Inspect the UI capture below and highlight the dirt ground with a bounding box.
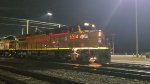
[111,55,150,64]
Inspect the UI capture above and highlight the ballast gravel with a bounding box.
[30,69,150,84]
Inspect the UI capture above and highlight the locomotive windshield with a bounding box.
[79,22,96,31]
[70,22,97,33]
[75,22,97,33]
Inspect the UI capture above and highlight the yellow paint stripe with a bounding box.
[15,47,109,50]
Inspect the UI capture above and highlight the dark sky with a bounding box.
[0,0,150,53]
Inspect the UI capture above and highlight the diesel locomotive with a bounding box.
[0,22,111,64]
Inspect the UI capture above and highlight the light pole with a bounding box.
[22,28,24,35]
[47,12,53,23]
[26,20,29,34]
[112,34,115,55]
[135,0,139,57]
[47,12,53,16]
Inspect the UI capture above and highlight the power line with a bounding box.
[0,16,66,27]
[0,22,26,27]
[0,22,54,29]
[0,16,27,22]
[0,16,68,35]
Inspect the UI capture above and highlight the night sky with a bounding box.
[0,0,150,54]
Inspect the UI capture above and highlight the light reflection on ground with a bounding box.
[88,63,102,68]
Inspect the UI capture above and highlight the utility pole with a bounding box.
[112,34,115,55]
[135,0,139,57]
[22,28,24,35]
[27,20,29,34]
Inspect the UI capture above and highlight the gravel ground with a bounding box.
[30,69,150,84]
[0,58,150,84]
[0,80,6,84]
[0,69,50,84]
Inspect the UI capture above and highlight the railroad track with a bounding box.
[48,62,150,82]
[103,63,150,71]
[95,67,150,81]
[0,65,83,84]
[24,60,150,82]
[0,74,27,84]
[0,58,150,82]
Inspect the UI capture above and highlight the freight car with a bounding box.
[0,22,110,64]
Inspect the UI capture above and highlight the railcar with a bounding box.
[0,22,111,64]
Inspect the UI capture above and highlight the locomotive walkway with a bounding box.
[111,55,150,64]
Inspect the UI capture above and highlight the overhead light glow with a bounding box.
[47,12,53,16]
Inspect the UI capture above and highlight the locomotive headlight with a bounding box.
[84,22,90,26]
[90,57,93,60]
[89,57,97,63]
[90,57,97,60]
[92,24,95,28]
